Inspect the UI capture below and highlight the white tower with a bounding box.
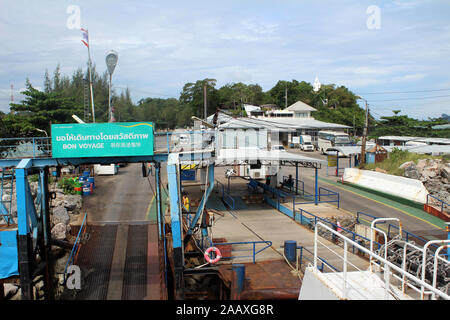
[313,75,321,92]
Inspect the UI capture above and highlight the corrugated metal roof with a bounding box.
[384,145,450,154]
[215,148,325,166]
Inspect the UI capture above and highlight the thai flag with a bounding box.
[81,28,89,48]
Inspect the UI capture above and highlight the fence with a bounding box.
[295,208,381,253]
[312,221,450,300]
[63,210,88,282]
[291,186,340,212]
[282,176,305,195]
[356,211,447,256]
[426,194,450,214]
[212,240,273,264]
[0,137,51,159]
[216,180,235,209]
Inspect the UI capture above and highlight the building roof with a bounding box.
[286,101,317,112]
[384,145,450,155]
[215,148,325,167]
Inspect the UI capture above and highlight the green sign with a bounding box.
[51,122,154,158]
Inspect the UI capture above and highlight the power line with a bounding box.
[368,94,450,102]
[358,88,450,95]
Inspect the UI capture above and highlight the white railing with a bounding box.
[313,221,450,300]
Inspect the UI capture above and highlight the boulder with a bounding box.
[3,283,19,299]
[63,195,82,212]
[51,223,67,240]
[52,206,70,225]
[399,161,415,170]
[441,165,450,180]
[404,167,420,180]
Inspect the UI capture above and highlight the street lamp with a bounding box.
[106,50,118,122]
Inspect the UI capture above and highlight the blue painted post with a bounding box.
[284,240,297,263]
[314,167,318,205]
[232,264,246,295]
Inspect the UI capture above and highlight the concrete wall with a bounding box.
[342,168,429,204]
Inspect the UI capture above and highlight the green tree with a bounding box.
[5,82,82,136]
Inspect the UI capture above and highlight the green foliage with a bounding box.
[57,177,78,195]
[364,148,445,176]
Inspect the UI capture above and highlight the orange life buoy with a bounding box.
[204,247,222,264]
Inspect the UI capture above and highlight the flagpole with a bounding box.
[83,28,96,123]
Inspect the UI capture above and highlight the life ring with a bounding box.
[204,247,222,264]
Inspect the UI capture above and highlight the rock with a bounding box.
[64,195,82,212]
[399,161,415,170]
[441,165,450,180]
[404,167,420,180]
[52,206,70,225]
[51,223,67,240]
[2,194,12,202]
[4,283,19,299]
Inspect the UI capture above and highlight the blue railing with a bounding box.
[426,194,450,214]
[292,187,340,212]
[0,137,51,159]
[356,211,447,256]
[296,208,382,252]
[318,187,340,208]
[282,176,305,195]
[216,180,235,209]
[298,245,340,272]
[212,240,273,264]
[63,210,88,282]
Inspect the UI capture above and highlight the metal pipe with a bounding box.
[314,222,450,300]
[421,239,450,299]
[432,245,449,300]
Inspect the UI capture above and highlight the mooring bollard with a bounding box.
[284,240,297,263]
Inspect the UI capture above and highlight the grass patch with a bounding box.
[363,148,447,176]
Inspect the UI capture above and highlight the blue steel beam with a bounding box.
[187,163,215,238]
[166,153,184,299]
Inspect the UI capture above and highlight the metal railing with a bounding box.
[154,130,216,153]
[298,245,340,272]
[63,210,88,282]
[313,221,450,300]
[426,193,449,214]
[212,240,273,264]
[291,186,340,212]
[282,176,305,195]
[296,208,382,253]
[0,137,51,159]
[356,211,446,254]
[216,180,235,209]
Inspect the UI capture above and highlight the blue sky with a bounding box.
[0,0,449,119]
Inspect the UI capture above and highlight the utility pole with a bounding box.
[360,98,369,168]
[203,83,207,120]
[285,85,288,109]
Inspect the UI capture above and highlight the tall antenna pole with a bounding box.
[87,41,96,123]
[82,28,96,122]
[203,83,207,120]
